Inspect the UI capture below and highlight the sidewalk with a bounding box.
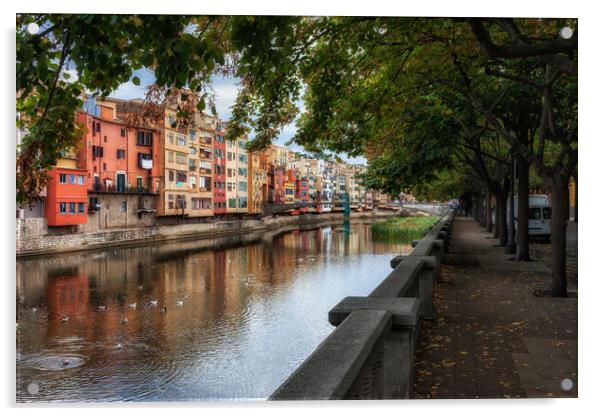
[413,217,578,399]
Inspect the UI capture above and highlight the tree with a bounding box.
[462,18,577,296]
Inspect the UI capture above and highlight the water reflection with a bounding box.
[16,221,411,402]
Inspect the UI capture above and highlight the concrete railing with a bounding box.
[270,210,456,400]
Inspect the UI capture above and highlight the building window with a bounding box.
[89,197,99,212]
[191,197,211,210]
[176,153,187,165]
[69,202,76,214]
[78,175,85,185]
[138,153,152,168]
[120,127,126,137]
[227,168,232,178]
[189,146,197,155]
[59,173,67,184]
[117,149,126,159]
[239,197,247,208]
[103,163,107,171]
[228,198,236,208]
[59,202,66,214]
[120,201,127,212]
[239,182,247,192]
[136,131,152,146]
[176,171,187,184]
[175,194,186,209]
[78,202,85,213]
[168,170,174,182]
[104,135,107,143]
[168,151,174,163]
[189,130,196,140]
[92,145,104,160]
[68,174,77,184]
[136,177,143,188]
[168,132,175,144]
[176,135,186,147]
[199,176,211,191]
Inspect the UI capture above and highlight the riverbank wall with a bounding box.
[16,211,399,257]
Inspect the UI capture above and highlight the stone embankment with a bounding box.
[16,211,398,257]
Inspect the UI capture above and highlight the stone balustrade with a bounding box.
[269,210,455,400]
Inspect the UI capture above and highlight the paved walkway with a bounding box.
[413,217,578,399]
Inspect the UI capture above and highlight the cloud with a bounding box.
[111,81,148,100]
[210,75,241,121]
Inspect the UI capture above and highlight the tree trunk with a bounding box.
[574,174,578,222]
[566,180,571,222]
[485,190,492,232]
[496,189,508,246]
[479,194,486,226]
[515,158,531,261]
[550,178,569,297]
[493,196,500,239]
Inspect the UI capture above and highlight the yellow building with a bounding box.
[186,118,213,217]
[161,109,192,216]
[248,151,268,215]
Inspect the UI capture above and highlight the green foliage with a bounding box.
[16,15,577,207]
[371,216,438,242]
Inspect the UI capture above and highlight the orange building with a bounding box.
[45,166,88,226]
[76,104,160,195]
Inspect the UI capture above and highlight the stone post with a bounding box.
[329,297,421,399]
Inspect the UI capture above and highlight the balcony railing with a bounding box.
[91,183,157,195]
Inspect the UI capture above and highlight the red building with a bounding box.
[273,166,286,204]
[45,167,89,226]
[213,128,227,215]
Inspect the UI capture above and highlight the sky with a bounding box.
[110,69,367,165]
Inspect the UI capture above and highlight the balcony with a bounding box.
[91,183,157,195]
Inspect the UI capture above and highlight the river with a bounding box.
[16,220,412,402]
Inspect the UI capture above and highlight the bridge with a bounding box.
[261,201,446,217]
[261,201,334,217]
[398,203,447,216]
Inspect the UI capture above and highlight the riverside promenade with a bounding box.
[413,217,578,399]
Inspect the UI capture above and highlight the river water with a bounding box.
[16,220,412,402]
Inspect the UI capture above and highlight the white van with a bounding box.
[525,203,552,240]
[492,194,551,241]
